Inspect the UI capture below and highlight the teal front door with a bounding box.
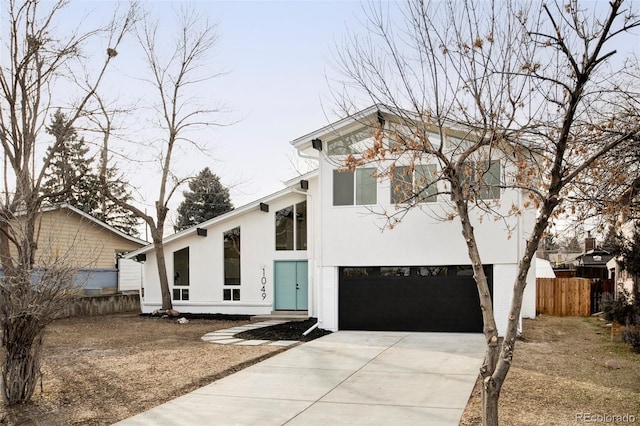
[274,261,308,311]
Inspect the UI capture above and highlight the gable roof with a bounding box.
[126,172,318,257]
[290,105,384,151]
[42,204,148,246]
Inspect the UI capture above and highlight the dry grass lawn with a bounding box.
[461,315,640,425]
[0,314,283,425]
[0,313,638,425]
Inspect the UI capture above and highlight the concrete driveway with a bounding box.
[116,331,486,426]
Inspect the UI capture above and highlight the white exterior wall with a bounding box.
[118,258,143,292]
[134,110,538,335]
[140,191,310,315]
[316,153,537,335]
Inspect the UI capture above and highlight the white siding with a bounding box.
[140,191,309,315]
[118,258,143,292]
[317,153,537,336]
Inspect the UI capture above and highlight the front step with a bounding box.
[251,310,309,322]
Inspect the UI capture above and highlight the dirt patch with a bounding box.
[1,314,638,425]
[0,314,286,425]
[460,315,640,425]
[235,318,332,341]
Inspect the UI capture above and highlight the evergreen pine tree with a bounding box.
[42,110,141,236]
[174,167,233,231]
[42,110,93,208]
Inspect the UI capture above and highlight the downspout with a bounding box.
[293,147,322,336]
[303,321,319,336]
[292,187,318,335]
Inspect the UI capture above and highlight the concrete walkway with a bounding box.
[116,331,485,426]
[200,320,300,347]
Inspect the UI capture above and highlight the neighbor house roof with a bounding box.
[574,249,614,267]
[41,203,148,246]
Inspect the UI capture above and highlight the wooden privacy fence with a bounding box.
[536,278,592,316]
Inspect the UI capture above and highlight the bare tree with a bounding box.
[99,6,224,312]
[333,0,640,424]
[0,0,138,404]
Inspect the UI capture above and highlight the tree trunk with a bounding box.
[151,229,173,311]
[482,376,500,426]
[0,221,16,276]
[1,322,42,405]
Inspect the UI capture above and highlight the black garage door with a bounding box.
[338,265,492,333]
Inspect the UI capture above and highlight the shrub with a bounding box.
[601,290,636,325]
[622,314,640,354]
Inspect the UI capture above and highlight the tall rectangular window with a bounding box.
[479,161,501,200]
[333,170,354,206]
[173,247,189,301]
[390,166,412,204]
[392,165,438,204]
[454,160,501,201]
[333,168,376,206]
[224,227,240,285]
[356,168,377,205]
[275,206,294,250]
[415,164,437,202]
[295,201,307,250]
[276,202,307,251]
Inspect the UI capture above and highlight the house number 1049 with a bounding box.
[260,267,267,300]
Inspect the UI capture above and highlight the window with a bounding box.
[458,160,502,200]
[275,201,307,250]
[391,164,437,204]
[295,201,307,250]
[391,166,412,204]
[224,227,240,285]
[275,206,293,250]
[415,266,448,277]
[380,267,410,277]
[173,247,189,300]
[425,131,442,149]
[356,169,377,205]
[173,288,189,300]
[223,288,240,301]
[333,168,377,206]
[479,161,501,200]
[341,267,376,277]
[327,128,374,155]
[415,164,438,202]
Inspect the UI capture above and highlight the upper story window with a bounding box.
[479,161,501,199]
[390,164,437,204]
[173,247,189,301]
[459,160,502,200]
[327,128,374,155]
[275,201,307,250]
[333,168,377,206]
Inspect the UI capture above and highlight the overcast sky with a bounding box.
[62,0,380,218]
[44,0,387,237]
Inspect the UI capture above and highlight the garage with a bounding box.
[338,265,492,332]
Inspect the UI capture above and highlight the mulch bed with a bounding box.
[235,318,333,341]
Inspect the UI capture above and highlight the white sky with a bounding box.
[59,0,381,223]
[4,1,638,238]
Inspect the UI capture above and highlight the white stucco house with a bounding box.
[129,106,537,335]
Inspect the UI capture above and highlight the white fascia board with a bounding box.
[126,186,299,257]
[283,169,318,187]
[290,104,387,151]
